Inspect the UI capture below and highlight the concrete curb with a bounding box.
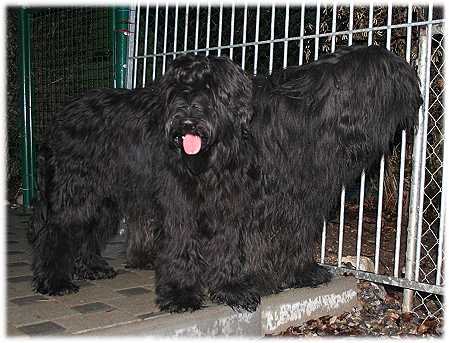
[81,276,358,336]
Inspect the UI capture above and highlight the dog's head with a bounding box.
[158,54,253,175]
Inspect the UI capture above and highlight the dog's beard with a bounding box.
[181,149,212,175]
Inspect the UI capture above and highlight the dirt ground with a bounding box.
[276,280,443,337]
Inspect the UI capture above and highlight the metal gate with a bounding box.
[124,1,445,322]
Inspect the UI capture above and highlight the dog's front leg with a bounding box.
[155,199,204,313]
[155,231,204,312]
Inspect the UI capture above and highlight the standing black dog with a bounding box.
[30,86,162,295]
[153,45,421,312]
[31,45,421,314]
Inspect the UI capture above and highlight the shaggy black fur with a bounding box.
[30,86,161,295]
[31,45,422,314]
[153,45,421,312]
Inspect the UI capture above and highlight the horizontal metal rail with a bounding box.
[325,265,444,296]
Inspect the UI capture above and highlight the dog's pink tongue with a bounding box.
[182,134,202,155]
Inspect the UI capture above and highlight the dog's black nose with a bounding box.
[181,119,196,132]
[181,119,193,126]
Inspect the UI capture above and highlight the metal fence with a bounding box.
[17,7,129,206]
[125,1,445,322]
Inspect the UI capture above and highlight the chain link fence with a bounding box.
[7,9,21,203]
[29,8,115,144]
[412,25,445,322]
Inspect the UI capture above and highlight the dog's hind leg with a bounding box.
[32,205,82,295]
[277,221,332,290]
[125,213,158,270]
[73,198,120,281]
[32,192,120,295]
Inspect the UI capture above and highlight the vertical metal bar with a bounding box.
[374,0,393,275]
[402,11,432,312]
[414,4,433,283]
[141,4,150,87]
[356,171,366,270]
[298,2,306,65]
[205,3,211,56]
[352,0,365,270]
[126,3,137,89]
[173,2,179,58]
[368,0,373,46]
[194,1,200,54]
[152,3,159,81]
[114,7,130,89]
[332,2,344,268]
[269,3,275,74]
[348,0,353,46]
[230,1,235,60]
[253,1,261,75]
[242,2,248,69]
[331,1,337,52]
[132,1,141,88]
[386,1,392,48]
[217,1,223,57]
[315,1,325,259]
[184,2,189,51]
[394,135,407,275]
[338,186,346,267]
[298,2,305,65]
[314,0,320,60]
[374,156,385,274]
[394,3,413,278]
[320,220,327,264]
[283,1,289,69]
[162,3,169,74]
[19,7,34,208]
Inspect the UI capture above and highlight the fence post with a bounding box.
[111,7,130,88]
[126,6,137,89]
[18,7,35,208]
[402,26,431,313]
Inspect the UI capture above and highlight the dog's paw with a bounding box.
[74,255,117,280]
[156,286,203,313]
[32,276,79,296]
[124,260,155,270]
[74,264,117,281]
[291,264,333,289]
[210,284,261,312]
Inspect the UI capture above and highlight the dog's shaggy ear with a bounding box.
[208,56,254,129]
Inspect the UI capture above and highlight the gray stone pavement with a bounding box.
[6,206,359,336]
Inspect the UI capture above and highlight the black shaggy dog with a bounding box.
[153,45,421,312]
[30,86,162,295]
[31,45,421,314]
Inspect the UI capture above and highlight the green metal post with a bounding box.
[18,8,35,207]
[112,7,129,88]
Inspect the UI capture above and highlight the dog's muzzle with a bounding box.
[169,119,211,155]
